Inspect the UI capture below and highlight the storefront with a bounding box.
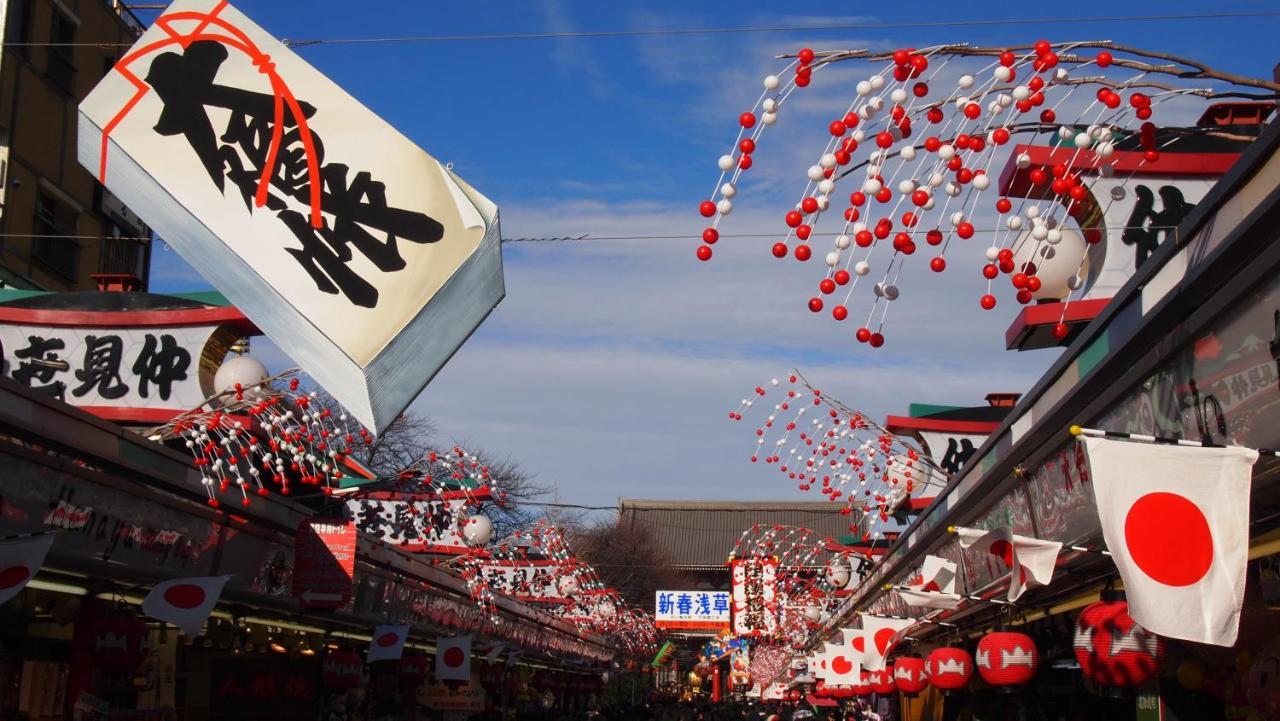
[812,109,1280,720]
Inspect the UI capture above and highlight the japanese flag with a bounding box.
[859,615,914,671]
[0,534,55,605]
[898,555,961,609]
[822,642,861,685]
[435,634,472,681]
[957,526,1062,601]
[141,576,230,636]
[1082,436,1257,647]
[368,624,409,663]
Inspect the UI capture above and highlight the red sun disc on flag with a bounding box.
[873,628,897,654]
[851,636,865,653]
[988,539,1015,567]
[0,565,30,590]
[832,655,853,675]
[163,583,206,609]
[444,647,465,667]
[377,632,400,647]
[1124,492,1213,586]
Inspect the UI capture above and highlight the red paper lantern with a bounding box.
[1074,599,1163,688]
[868,669,897,694]
[400,654,430,687]
[853,671,873,696]
[926,647,973,691]
[92,616,150,673]
[977,631,1038,687]
[323,649,363,690]
[893,657,928,695]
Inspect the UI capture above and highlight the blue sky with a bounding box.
[146,1,1280,512]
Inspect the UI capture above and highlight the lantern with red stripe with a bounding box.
[400,654,430,688]
[977,631,1038,687]
[926,647,973,692]
[893,657,928,696]
[323,649,363,690]
[1074,599,1163,688]
[868,669,897,695]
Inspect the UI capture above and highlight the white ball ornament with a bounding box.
[1096,141,1115,157]
[856,80,872,96]
[462,514,494,546]
[986,246,1001,261]
[1074,131,1093,149]
[1055,67,1070,82]
[820,153,838,169]
[816,195,831,211]
[869,75,885,90]
[720,182,736,198]
[1046,227,1063,245]
[863,178,883,195]
[718,155,735,171]
[928,172,945,188]
[762,111,778,126]
[867,96,884,112]
[898,179,918,195]
[1025,205,1041,219]
[854,261,871,276]
[852,129,866,142]
[900,145,917,161]
[972,174,990,191]
[836,234,852,250]
[1006,215,1024,230]
[890,88,908,104]
[1013,85,1030,101]
[950,211,966,227]
[762,97,778,113]
[1032,224,1049,241]
[1016,152,1032,169]
[717,199,733,215]
[923,196,936,210]
[938,144,955,160]
[825,251,840,267]
[945,182,962,197]
[763,75,780,90]
[1058,126,1075,141]
[994,66,1013,82]
[818,178,835,195]
[807,165,825,181]
[958,74,975,89]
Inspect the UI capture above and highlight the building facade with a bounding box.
[0,0,151,292]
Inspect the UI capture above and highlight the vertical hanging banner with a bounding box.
[292,519,356,609]
[731,557,779,637]
[77,0,504,434]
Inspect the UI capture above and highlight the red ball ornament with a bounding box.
[785,211,803,228]
[801,197,819,213]
[798,48,815,64]
[835,149,852,165]
[1028,168,1047,186]
[912,189,930,207]
[1053,322,1070,339]
[699,201,716,217]
[819,278,836,294]
[894,657,929,696]
[696,245,712,261]
[977,632,1039,687]
[739,112,756,128]
[964,103,981,119]
[876,187,893,204]
[834,269,851,285]
[832,305,848,321]
[924,136,941,152]
[982,263,999,280]
[927,107,944,124]
[1144,149,1161,163]
[1016,289,1033,304]
[849,191,867,206]
[739,154,753,170]
[930,257,946,273]
[1074,599,1163,688]
[876,131,894,149]
[999,50,1016,67]
[1096,51,1113,67]
[911,54,929,74]
[739,138,756,155]
[796,224,812,240]
[996,198,1012,214]
[794,244,812,261]
[1136,107,1152,120]
[892,49,910,66]
[1011,272,1028,289]
[980,294,997,310]
[992,128,1010,145]
[912,82,929,97]
[1026,275,1042,292]
[771,242,788,258]
[1039,109,1056,123]
[794,73,811,88]
[855,327,872,343]
[869,333,885,348]
[927,647,973,692]
[702,228,719,244]
[956,222,974,239]
[830,120,847,137]
[855,230,874,247]
[925,229,944,246]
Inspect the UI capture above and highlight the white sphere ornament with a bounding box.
[718,155,735,171]
[890,88,908,104]
[994,65,1013,82]
[986,246,1001,261]
[867,96,884,112]
[923,196,936,210]
[928,172,945,188]
[717,199,733,215]
[950,211,967,227]
[1032,224,1049,241]
[862,178,883,195]
[816,195,830,211]
[869,75,885,90]
[854,261,871,276]
[762,111,778,126]
[462,514,494,546]
[1025,205,1041,219]
[836,234,852,250]
[945,182,962,197]
[898,179,918,195]
[720,182,736,198]
[825,251,840,267]
[808,165,825,181]
[818,178,835,195]
[958,74,975,89]
[900,145,917,161]
[1016,152,1032,169]
[820,153,838,169]
[1096,141,1115,157]
[1074,131,1093,149]
[1110,186,1127,201]
[803,605,823,623]
[826,559,852,587]
[214,354,270,396]
[1046,227,1063,245]
[972,174,990,191]
[1055,67,1070,82]
[763,74,780,90]
[852,129,866,142]
[762,97,778,113]
[1058,126,1075,141]
[856,80,872,96]
[1006,216,1024,231]
[938,144,955,160]
[1013,85,1030,101]
[1013,227,1089,301]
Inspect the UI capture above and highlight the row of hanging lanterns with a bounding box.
[818,600,1160,696]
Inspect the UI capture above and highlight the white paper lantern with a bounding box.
[213,354,269,396]
[462,514,493,546]
[826,558,852,587]
[1013,227,1089,301]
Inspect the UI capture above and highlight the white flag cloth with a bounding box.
[1082,436,1258,647]
[859,615,914,671]
[0,534,55,605]
[957,526,1062,601]
[368,624,409,662]
[899,555,962,609]
[435,634,472,681]
[141,575,230,636]
[823,642,861,685]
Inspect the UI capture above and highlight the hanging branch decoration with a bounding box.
[154,370,368,507]
[695,41,1278,346]
[730,372,947,539]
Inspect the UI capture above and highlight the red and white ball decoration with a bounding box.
[695,42,1263,346]
[1074,598,1163,688]
[926,647,973,691]
[976,631,1038,687]
[893,656,929,696]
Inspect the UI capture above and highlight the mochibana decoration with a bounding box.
[1073,598,1163,689]
[695,42,1277,347]
[729,372,946,540]
[976,631,1038,687]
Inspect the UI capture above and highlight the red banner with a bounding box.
[292,519,356,609]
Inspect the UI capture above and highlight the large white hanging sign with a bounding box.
[77,0,504,433]
[731,557,779,637]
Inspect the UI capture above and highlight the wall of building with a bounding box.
[0,0,150,291]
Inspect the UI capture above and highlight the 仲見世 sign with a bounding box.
[78,0,503,434]
[654,590,731,632]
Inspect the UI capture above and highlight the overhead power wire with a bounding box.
[3,10,1278,48]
